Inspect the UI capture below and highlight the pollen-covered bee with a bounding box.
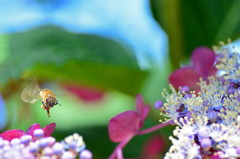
[21,80,61,117]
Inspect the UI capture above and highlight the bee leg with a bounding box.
[41,105,50,117]
[41,105,46,110]
[42,100,47,107]
[46,109,50,118]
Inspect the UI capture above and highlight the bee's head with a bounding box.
[46,97,58,107]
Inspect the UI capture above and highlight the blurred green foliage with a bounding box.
[0,26,147,96]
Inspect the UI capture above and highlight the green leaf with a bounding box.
[0,26,148,96]
[151,0,240,68]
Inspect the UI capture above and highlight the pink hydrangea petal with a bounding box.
[0,129,25,141]
[208,153,224,159]
[43,123,56,137]
[108,111,141,142]
[169,67,201,90]
[142,134,165,156]
[191,47,215,77]
[27,123,41,137]
[209,67,217,77]
[64,85,105,102]
[136,95,150,122]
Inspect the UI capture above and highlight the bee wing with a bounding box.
[21,79,41,104]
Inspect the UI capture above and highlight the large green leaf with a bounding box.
[151,0,240,69]
[0,26,147,96]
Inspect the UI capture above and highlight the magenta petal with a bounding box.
[0,129,25,141]
[64,85,105,102]
[108,111,141,142]
[142,135,165,156]
[43,123,56,137]
[191,47,215,77]
[169,67,201,90]
[136,95,150,122]
[27,123,41,137]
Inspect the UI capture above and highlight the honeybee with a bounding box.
[21,80,61,117]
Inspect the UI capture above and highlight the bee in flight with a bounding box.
[21,80,61,117]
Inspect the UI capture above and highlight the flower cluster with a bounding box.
[0,123,92,159]
[157,43,240,159]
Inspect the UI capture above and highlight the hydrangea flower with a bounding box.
[0,123,92,159]
[160,42,240,159]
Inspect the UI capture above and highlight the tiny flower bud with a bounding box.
[198,129,209,140]
[10,138,21,146]
[43,147,53,156]
[154,100,164,109]
[236,146,240,154]
[214,105,222,111]
[227,87,236,94]
[20,135,32,145]
[68,142,77,150]
[200,138,212,149]
[28,142,39,153]
[22,149,35,158]
[0,138,4,148]
[79,149,92,159]
[61,151,75,159]
[38,138,49,148]
[33,129,44,138]
[47,137,56,146]
[52,143,64,155]
[180,86,190,93]
[207,110,218,122]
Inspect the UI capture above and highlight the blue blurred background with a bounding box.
[1,0,240,158]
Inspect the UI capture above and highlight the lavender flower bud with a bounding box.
[236,146,240,155]
[68,142,77,150]
[200,138,212,149]
[214,105,223,111]
[180,86,190,93]
[227,87,236,94]
[61,151,75,159]
[0,138,5,148]
[10,138,21,146]
[79,149,92,159]
[33,129,44,138]
[3,145,11,151]
[198,129,209,140]
[28,142,39,153]
[43,147,53,156]
[38,138,49,148]
[154,100,164,109]
[20,135,32,145]
[207,110,218,122]
[52,143,64,155]
[47,137,56,146]
[22,149,35,158]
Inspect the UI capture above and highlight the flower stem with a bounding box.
[137,120,173,135]
[109,120,173,159]
[109,135,133,159]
